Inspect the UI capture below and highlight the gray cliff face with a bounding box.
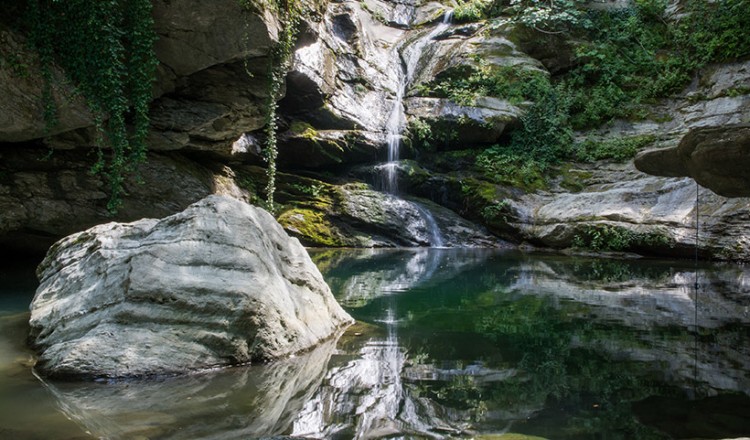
[1,0,750,257]
[516,162,750,260]
[617,59,750,197]
[29,195,353,378]
[635,124,750,198]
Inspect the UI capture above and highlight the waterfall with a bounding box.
[383,11,453,195]
[413,202,444,248]
[381,11,453,246]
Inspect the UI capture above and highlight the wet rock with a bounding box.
[338,184,499,247]
[29,195,353,378]
[407,22,546,93]
[635,125,750,198]
[273,172,499,248]
[282,1,399,133]
[277,127,382,169]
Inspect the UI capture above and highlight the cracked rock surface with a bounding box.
[29,195,353,379]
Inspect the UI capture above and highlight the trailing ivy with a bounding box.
[240,0,300,211]
[27,0,158,213]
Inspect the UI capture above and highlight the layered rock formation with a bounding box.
[1,0,750,260]
[29,195,352,378]
[635,124,750,198]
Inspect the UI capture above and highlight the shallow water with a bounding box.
[1,249,749,439]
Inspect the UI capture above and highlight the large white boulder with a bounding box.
[29,195,353,379]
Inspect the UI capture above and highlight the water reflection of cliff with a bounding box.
[40,336,339,440]
[310,248,497,308]
[35,250,750,439]
[308,249,750,438]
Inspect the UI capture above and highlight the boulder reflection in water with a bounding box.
[36,335,339,440]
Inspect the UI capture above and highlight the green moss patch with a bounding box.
[277,208,346,247]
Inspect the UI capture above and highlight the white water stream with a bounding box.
[383,11,453,194]
[381,12,453,248]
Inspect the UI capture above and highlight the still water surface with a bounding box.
[1,249,749,439]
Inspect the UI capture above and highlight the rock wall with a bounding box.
[1,0,750,259]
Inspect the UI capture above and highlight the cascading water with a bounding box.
[383,11,453,194]
[381,11,453,246]
[290,250,452,438]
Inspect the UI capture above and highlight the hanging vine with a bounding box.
[240,0,299,211]
[27,0,158,213]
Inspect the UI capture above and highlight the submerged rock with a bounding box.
[28,195,353,379]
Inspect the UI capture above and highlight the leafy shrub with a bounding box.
[564,0,750,128]
[419,63,548,106]
[453,0,492,22]
[572,224,674,252]
[506,0,592,32]
[574,135,656,163]
[476,149,548,190]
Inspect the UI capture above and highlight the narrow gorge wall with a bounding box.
[1,0,750,259]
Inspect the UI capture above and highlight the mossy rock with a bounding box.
[557,164,594,193]
[277,208,347,247]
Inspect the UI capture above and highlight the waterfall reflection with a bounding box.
[308,249,750,438]
[294,249,500,438]
[31,250,750,439]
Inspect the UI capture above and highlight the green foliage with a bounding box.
[408,117,433,149]
[480,199,510,223]
[419,63,547,106]
[724,86,750,97]
[289,182,323,198]
[508,79,572,164]
[407,117,459,151]
[474,74,572,189]
[506,0,592,33]
[453,0,491,23]
[572,224,674,252]
[432,0,750,192]
[564,0,750,128]
[574,134,656,163]
[476,149,547,190]
[27,0,158,213]
[240,0,300,211]
[421,63,572,186]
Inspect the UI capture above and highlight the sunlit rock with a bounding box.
[516,161,750,259]
[338,184,501,247]
[29,195,353,379]
[404,97,522,146]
